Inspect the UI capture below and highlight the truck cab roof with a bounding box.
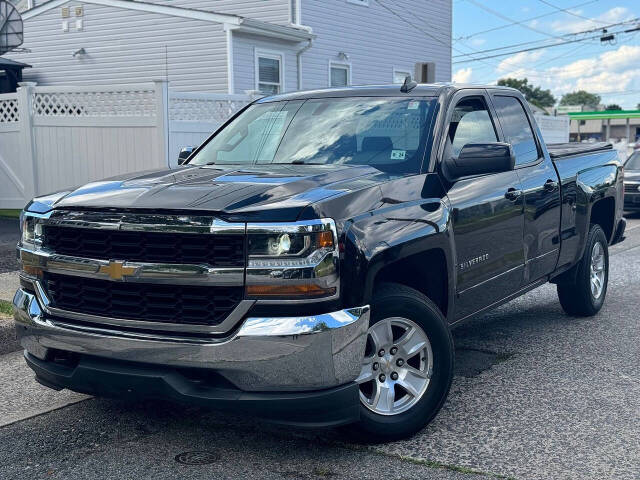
[255,83,521,102]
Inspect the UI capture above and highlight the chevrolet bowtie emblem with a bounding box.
[99,261,137,280]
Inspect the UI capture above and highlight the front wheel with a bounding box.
[349,283,454,442]
[557,224,609,316]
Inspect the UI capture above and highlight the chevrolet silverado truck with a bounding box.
[14,83,626,441]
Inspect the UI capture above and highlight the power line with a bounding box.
[452,24,639,64]
[464,0,565,40]
[454,0,600,40]
[453,17,640,59]
[372,0,466,54]
[537,0,611,25]
[375,0,509,73]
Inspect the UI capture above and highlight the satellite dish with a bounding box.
[0,1,24,56]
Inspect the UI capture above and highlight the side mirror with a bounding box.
[178,146,195,165]
[444,142,515,180]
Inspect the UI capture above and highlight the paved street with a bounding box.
[0,214,638,480]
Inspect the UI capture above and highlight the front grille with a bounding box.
[624,183,639,193]
[43,226,245,267]
[45,273,243,326]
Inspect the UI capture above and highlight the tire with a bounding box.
[347,283,454,442]
[557,224,609,317]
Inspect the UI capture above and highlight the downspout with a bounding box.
[297,38,313,92]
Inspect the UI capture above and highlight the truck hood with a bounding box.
[47,164,387,221]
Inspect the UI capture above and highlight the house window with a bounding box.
[256,51,283,95]
[347,0,369,6]
[330,63,350,87]
[393,69,411,84]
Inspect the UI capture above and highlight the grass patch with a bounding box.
[335,441,517,480]
[0,299,13,316]
[0,209,21,219]
[394,454,516,479]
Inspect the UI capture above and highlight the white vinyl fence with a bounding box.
[169,91,251,167]
[0,81,251,209]
[533,114,570,145]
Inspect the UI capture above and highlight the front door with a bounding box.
[442,92,525,320]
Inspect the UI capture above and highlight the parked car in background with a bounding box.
[624,151,640,211]
[14,83,625,441]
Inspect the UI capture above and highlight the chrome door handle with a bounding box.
[544,179,558,192]
[505,188,522,201]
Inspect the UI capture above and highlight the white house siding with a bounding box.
[300,0,451,90]
[233,33,301,94]
[146,0,292,25]
[6,1,229,92]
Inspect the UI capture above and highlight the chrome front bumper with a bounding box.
[13,288,369,392]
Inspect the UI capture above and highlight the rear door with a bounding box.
[489,92,561,282]
[442,90,526,320]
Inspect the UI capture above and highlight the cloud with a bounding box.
[551,7,633,34]
[497,50,546,73]
[546,45,640,84]
[470,37,486,47]
[491,44,640,107]
[453,67,473,83]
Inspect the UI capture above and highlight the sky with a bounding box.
[452,0,640,108]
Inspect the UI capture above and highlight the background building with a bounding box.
[4,0,452,94]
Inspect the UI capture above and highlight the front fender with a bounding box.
[341,196,454,313]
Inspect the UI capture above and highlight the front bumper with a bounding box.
[23,351,360,427]
[14,287,369,423]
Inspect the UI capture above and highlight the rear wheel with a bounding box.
[349,283,454,442]
[557,224,609,316]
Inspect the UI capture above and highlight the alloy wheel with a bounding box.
[356,317,433,416]
[590,241,605,299]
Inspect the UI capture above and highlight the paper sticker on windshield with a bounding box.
[391,150,406,160]
[407,101,420,110]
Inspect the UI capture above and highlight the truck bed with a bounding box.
[547,142,613,159]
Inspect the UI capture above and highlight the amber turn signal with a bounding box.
[246,284,336,298]
[21,265,43,277]
[316,230,334,248]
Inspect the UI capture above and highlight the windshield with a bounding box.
[625,152,640,170]
[188,97,436,174]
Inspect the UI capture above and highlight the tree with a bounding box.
[560,90,601,108]
[497,78,556,109]
[605,104,622,111]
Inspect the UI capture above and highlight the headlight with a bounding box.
[19,211,47,278]
[21,213,45,247]
[246,219,339,300]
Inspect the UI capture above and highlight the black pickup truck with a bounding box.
[14,83,625,441]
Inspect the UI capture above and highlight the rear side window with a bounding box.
[492,95,539,165]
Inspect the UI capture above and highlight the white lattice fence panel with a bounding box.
[33,88,156,117]
[169,94,251,123]
[0,95,19,123]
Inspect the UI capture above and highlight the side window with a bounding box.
[447,97,498,157]
[330,63,350,87]
[256,51,283,95]
[492,95,539,165]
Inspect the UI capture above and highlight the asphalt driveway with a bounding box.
[0,215,638,480]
